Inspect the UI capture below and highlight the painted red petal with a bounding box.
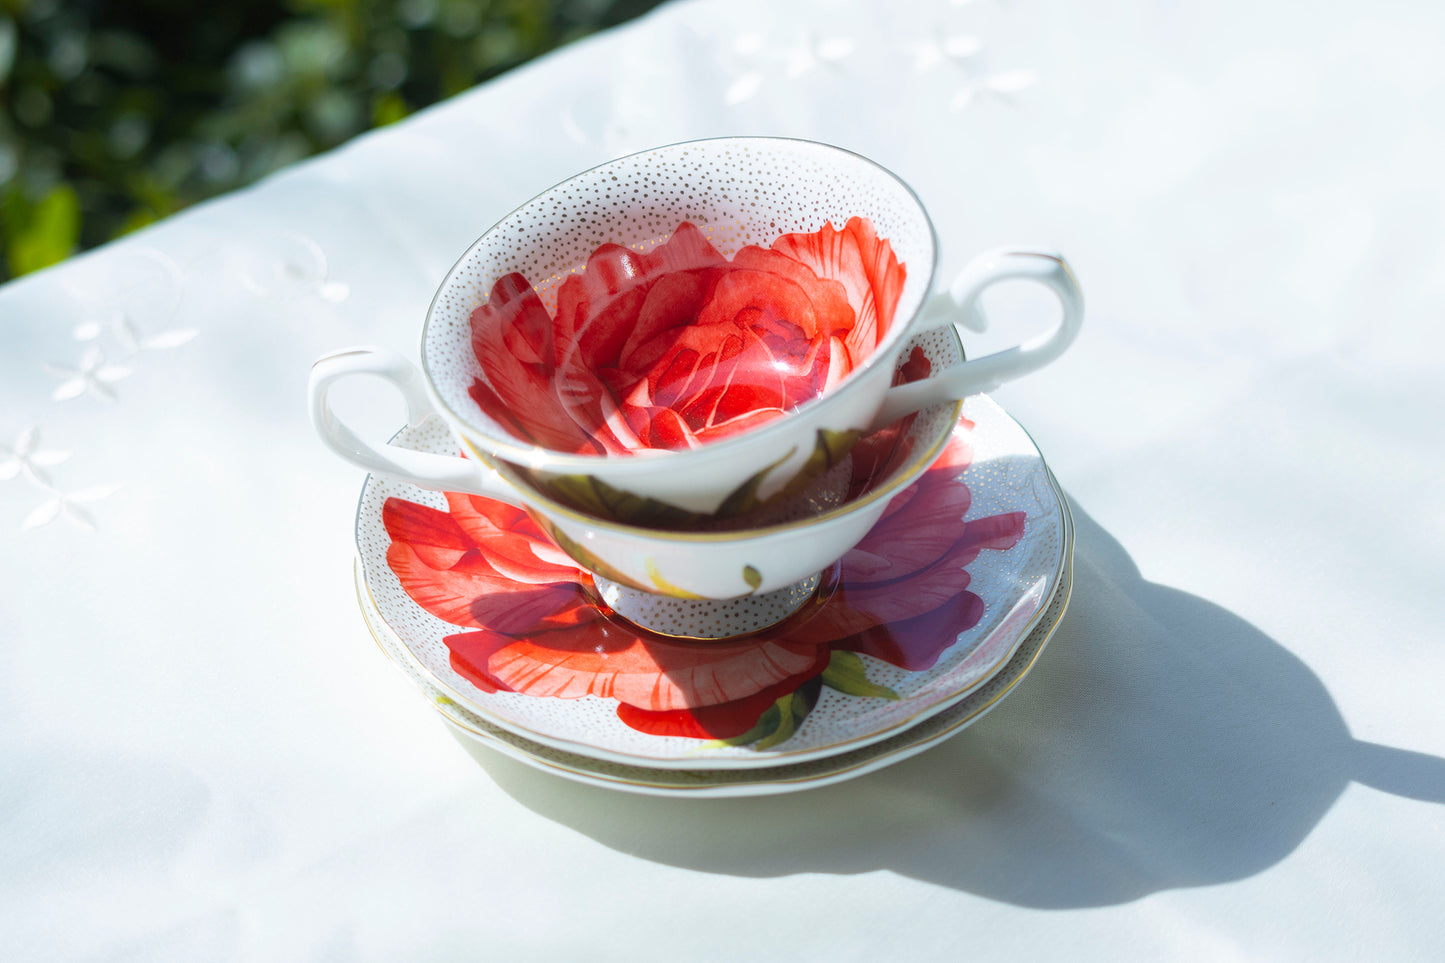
[706,346,793,426]
[685,406,786,443]
[463,623,828,712]
[637,266,841,433]
[652,335,782,432]
[555,224,725,372]
[845,473,975,581]
[955,511,1029,553]
[648,344,708,411]
[634,406,700,450]
[385,540,517,628]
[638,221,729,275]
[468,274,595,453]
[931,424,976,469]
[443,492,579,582]
[618,268,727,374]
[788,508,1028,649]
[615,656,829,738]
[791,539,979,645]
[470,581,596,636]
[444,589,622,695]
[836,589,988,672]
[385,495,585,631]
[467,369,598,455]
[873,433,974,528]
[699,259,835,340]
[467,379,537,448]
[381,497,475,570]
[847,422,914,499]
[554,245,649,350]
[850,510,1027,618]
[771,217,906,359]
[897,345,933,385]
[548,342,640,455]
[445,630,515,694]
[729,246,856,340]
[567,283,652,373]
[471,273,554,367]
[442,489,524,536]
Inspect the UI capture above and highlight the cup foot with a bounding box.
[592,573,822,640]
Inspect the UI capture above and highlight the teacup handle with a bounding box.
[308,346,522,504]
[870,249,1083,430]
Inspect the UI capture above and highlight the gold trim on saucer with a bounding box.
[353,436,1072,774]
[354,488,1073,794]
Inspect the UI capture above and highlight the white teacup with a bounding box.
[326,323,965,634]
[310,136,1082,524]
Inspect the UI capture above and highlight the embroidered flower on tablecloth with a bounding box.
[381,432,1026,747]
[21,482,122,532]
[45,345,133,403]
[908,31,983,73]
[950,68,1036,110]
[75,312,198,355]
[723,30,856,105]
[3,246,198,532]
[903,22,1035,110]
[0,428,71,487]
[232,231,350,303]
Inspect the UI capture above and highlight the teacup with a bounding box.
[308,136,1082,525]
[314,323,965,632]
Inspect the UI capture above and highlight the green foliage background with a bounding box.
[0,0,665,282]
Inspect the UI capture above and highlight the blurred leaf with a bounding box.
[229,40,284,91]
[306,87,362,141]
[6,181,80,276]
[276,19,349,77]
[0,17,17,83]
[89,29,158,76]
[0,0,671,282]
[114,204,160,237]
[371,90,407,126]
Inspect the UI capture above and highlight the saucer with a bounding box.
[355,395,1067,769]
[356,492,1072,796]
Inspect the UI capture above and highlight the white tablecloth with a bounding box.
[3,0,1443,958]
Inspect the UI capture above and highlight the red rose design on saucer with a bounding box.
[382,428,1025,746]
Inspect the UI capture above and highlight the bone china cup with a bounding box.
[314,322,964,605]
[309,136,1083,524]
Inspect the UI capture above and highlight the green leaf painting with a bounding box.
[712,446,797,518]
[821,651,901,701]
[702,682,821,751]
[535,425,862,527]
[534,470,702,528]
[643,559,703,599]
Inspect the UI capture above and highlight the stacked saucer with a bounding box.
[352,395,1073,797]
[317,139,1084,795]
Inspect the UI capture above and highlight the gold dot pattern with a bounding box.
[594,573,823,639]
[421,137,937,444]
[354,391,1067,768]
[354,485,1073,791]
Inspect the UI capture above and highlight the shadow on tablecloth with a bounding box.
[466,499,1445,908]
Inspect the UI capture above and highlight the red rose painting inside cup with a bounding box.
[467,217,907,455]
